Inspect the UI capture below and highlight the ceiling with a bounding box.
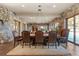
[0,3,75,23]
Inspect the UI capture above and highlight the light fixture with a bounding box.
[38,9,42,11]
[38,5,42,12]
[53,4,56,8]
[40,26,43,29]
[21,5,25,7]
[38,5,41,7]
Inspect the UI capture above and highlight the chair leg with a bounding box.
[42,43,44,48]
[55,42,57,49]
[29,43,31,48]
[66,41,67,48]
[48,43,49,48]
[17,41,19,45]
[21,41,23,46]
[57,38,60,46]
[14,41,16,47]
[19,41,21,45]
[22,42,24,48]
[35,43,36,48]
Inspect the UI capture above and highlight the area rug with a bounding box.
[7,45,71,56]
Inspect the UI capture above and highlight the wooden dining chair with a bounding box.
[48,31,57,48]
[35,31,44,48]
[22,31,32,48]
[12,31,22,47]
[58,29,69,47]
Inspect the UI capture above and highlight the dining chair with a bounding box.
[12,31,22,47]
[48,31,57,48]
[22,31,32,48]
[35,31,44,48]
[58,29,69,47]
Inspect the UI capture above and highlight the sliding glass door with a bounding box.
[67,15,79,45]
[75,15,79,44]
[68,17,74,42]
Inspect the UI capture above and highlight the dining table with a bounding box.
[30,33,49,37]
[30,33,65,46]
[17,32,61,46]
[30,33,49,45]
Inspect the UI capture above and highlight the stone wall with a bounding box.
[61,4,79,18]
[49,4,79,30]
[49,17,64,31]
[0,6,27,43]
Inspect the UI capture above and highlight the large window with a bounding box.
[75,15,79,44]
[67,15,79,45]
[22,23,26,31]
[15,21,20,35]
[68,17,74,42]
[27,24,49,32]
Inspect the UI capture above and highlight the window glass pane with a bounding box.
[68,17,74,42]
[75,15,79,44]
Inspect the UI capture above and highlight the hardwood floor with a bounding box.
[67,42,79,56]
[0,41,14,55]
[0,41,79,56]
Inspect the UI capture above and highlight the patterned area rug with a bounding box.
[7,45,71,56]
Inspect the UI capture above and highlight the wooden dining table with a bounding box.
[18,32,60,45]
[30,33,65,46]
[30,33,49,37]
[30,33,49,45]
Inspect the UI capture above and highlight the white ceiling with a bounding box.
[20,15,59,23]
[0,3,75,23]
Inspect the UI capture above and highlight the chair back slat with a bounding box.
[61,29,69,37]
[35,31,43,43]
[22,31,30,43]
[48,31,57,43]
